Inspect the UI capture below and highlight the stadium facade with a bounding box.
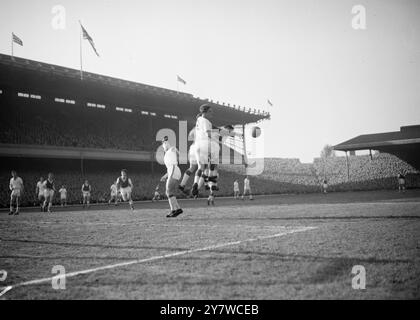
[0,53,269,164]
[0,53,271,206]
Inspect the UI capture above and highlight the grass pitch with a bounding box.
[1,190,419,299]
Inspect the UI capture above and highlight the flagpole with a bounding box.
[11,33,14,57]
[79,23,83,80]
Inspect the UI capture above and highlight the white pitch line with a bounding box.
[0,226,316,296]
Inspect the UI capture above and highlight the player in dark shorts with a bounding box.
[42,172,56,213]
[81,180,92,208]
[116,169,134,210]
[398,173,406,192]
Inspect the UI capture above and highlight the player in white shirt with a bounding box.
[58,185,67,206]
[160,136,183,217]
[242,176,253,200]
[35,177,45,209]
[322,179,328,194]
[191,105,219,200]
[116,169,134,210]
[191,104,243,204]
[108,182,119,205]
[9,170,24,215]
[233,180,240,199]
[81,180,92,209]
[178,126,198,195]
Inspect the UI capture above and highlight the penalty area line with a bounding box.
[0,226,317,296]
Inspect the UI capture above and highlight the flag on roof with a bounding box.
[80,23,99,57]
[177,75,187,85]
[12,33,23,46]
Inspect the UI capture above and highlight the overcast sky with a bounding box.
[1,0,419,162]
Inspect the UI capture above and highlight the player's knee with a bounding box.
[196,169,202,177]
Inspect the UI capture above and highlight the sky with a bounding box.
[0,0,419,162]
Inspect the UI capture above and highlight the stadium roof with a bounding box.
[0,53,270,126]
[334,125,420,151]
[334,125,420,170]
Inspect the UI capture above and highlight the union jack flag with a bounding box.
[80,23,99,57]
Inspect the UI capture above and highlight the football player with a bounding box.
[233,179,240,199]
[42,172,56,213]
[59,185,67,206]
[242,176,253,200]
[160,136,183,217]
[81,180,92,208]
[9,170,24,215]
[116,169,134,210]
[178,125,199,195]
[109,181,119,205]
[35,177,45,210]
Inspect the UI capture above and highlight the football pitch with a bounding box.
[1,190,419,299]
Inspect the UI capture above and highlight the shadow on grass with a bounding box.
[0,238,186,252]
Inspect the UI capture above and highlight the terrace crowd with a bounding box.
[0,103,156,151]
[1,153,419,208]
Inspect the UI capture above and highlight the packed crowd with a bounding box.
[220,158,320,194]
[313,153,420,191]
[0,103,154,151]
[1,153,419,208]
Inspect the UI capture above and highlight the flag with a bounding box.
[177,75,187,85]
[80,23,99,57]
[12,33,23,46]
[267,99,273,106]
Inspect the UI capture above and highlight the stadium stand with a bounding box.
[1,53,418,208]
[313,153,420,191]
[0,102,151,151]
[334,125,420,170]
[220,158,320,194]
[1,153,420,208]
